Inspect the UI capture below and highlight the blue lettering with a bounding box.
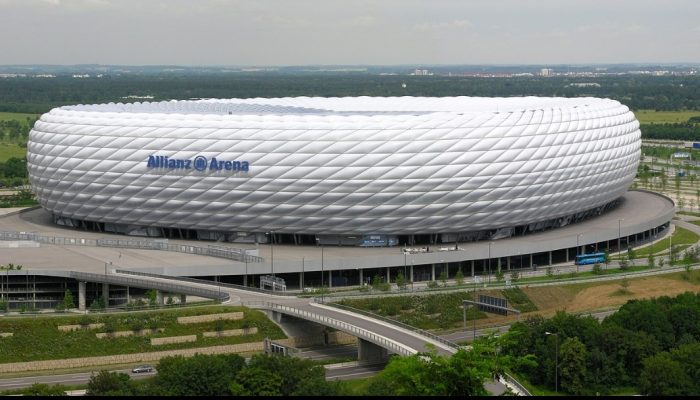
[241,161,249,172]
[147,155,157,168]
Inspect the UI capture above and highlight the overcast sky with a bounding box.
[1,0,699,65]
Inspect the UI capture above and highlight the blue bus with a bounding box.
[575,252,606,265]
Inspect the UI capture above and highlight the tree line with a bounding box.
[1,74,699,114]
[503,291,700,396]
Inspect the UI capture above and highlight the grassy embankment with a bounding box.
[0,306,285,363]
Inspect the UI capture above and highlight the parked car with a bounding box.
[131,365,154,373]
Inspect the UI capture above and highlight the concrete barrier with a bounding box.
[57,323,105,332]
[177,312,243,324]
[151,335,197,345]
[202,327,258,338]
[96,328,164,339]
[0,333,13,338]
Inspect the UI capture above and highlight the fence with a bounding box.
[243,300,415,357]
[0,230,264,263]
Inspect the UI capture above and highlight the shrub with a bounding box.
[78,315,91,326]
[455,268,465,285]
[426,280,439,289]
[592,263,602,275]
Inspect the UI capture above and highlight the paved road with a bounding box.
[0,369,156,391]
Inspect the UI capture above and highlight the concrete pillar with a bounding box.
[357,338,388,363]
[409,265,414,282]
[566,248,569,262]
[328,271,333,288]
[102,283,109,307]
[471,261,475,277]
[549,251,552,266]
[530,254,534,269]
[243,275,248,287]
[359,269,364,286]
[386,267,390,283]
[431,264,436,281]
[507,257,511,270]
[126,286,130,303]
[156,290,164,305]
[78,281,86,311]
[299,272,303,290]
[179,294,186,304]
[497,258,501,273]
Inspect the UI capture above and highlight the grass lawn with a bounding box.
[639,226,698,255]
[0,306,285,363]
[0,143,25,162]
[635,109,700,124]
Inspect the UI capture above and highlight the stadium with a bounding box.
[27,96,642,248]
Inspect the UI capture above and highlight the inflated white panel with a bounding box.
[27,97,640,235]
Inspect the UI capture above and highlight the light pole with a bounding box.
[669,234,673,266]
[545,331,559,393]
[245,257,248,287]
[316,237,324,301]
[266,231,275,277]
[488,242,493,284]
[576,234,583,273]
[618,219,624,255]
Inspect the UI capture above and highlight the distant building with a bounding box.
[412,69,432,76]
[539,68,553,77]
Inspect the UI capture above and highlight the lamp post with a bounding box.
[618,219,624,255]
[265,231,275,278]
[488,242,493,284]
[576,234,583,273]
[545,331,559,393]
[316,237,324,302]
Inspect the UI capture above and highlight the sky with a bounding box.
[1,0,699,66]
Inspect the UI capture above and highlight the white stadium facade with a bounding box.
[27,96,643,248]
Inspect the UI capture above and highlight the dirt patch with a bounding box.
[566,276,700,312]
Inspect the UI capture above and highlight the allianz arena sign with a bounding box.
[146,155,250,172]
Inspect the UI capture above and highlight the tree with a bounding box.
[146,289,158,306]
[371,275,390,292]
[546,267,554,278]
[639,353,692,396]
[648,253,655,269]
[61,289,74,310]
[495,270,505,282]
[86,371,137,396]
[559,337,588,395]
[603,250,610,270]
[510,270,520,282]
[366,349,491,396]
[439,270,448,287]
[592,263,602,275]
[230,354,333,396]
[627,247,636,265]
[395,271,407,290]
[455,268,464,286]
[156,354,245,396]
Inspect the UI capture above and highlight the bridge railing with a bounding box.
[243,300,415,357]
[114,269,297,296]
[0,230,264,263]
[321,300,461,351]
[69,271,230,302]
[502,372,532,396]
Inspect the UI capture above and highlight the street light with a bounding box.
[545,331,559,393]
[488,242,493,284]
[316,237,324,302]
[576,234,583,273]
[618,219,624,255]
[265,231,275,278]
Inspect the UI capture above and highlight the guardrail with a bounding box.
[243,300,415,357]
[69,271,229,302]
[320,301,461,352]
[503,371,532,396]
[0,230,264,263]
[114,269,298,296]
